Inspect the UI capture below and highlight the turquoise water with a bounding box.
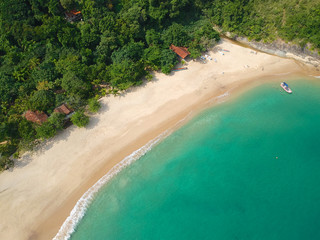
[71,79,320,240]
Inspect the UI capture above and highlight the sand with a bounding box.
[0,39,316,240]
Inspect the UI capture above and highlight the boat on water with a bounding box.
[280,82,292,93]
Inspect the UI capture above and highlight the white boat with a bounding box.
[280,82,292,93]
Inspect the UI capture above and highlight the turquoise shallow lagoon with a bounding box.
[71,79,320,240]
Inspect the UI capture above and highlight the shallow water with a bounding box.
[70,79,320,240]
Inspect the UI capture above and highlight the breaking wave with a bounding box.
[206,89,232,105]
[272,72,292,76]
[53,130,171,240]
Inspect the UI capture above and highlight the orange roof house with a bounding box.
[54,104,73,115]
[25,110,48,125]
[170,44,190,59]
[65,10,82,22]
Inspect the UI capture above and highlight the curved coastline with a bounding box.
[57,74,316,240]
[41,68,320,240]
[53,88,236,239]
[68,78,320,240]
[53,130,171,240]
[0,39,318,240]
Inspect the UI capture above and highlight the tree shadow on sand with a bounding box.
[85,100,109,130]
[13,126,73,168]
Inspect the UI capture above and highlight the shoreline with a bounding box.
[0,39,318,240]
[52,73,315,240]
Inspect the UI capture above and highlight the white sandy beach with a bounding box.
[0,39,314,240]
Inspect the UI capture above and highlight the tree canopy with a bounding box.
[1,0,318,170]
[71,110,89,127]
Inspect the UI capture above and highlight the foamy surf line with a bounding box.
[272,72,292,76]
[53,130,171,240]
[311,75,320,78]
[206,89,232,105]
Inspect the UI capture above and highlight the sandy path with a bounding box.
[0,39,313,240]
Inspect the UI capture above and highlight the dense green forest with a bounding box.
[207,0,320,48]
[0,0,319,170]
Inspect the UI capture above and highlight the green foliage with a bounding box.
[194,22,221,43]
[148,0,191,25]
[111,42,145,64]
[95,32,118,60]
[57,26,81,48]
[3,119,20,140]
[142,44,179,73]
[0,122,9,142]
[0,0,31,22]
[17,119,37,151]
[4,0,315,165]
[145,29,162,46]
[60,0,76,10]
[88,98,101,113]
[31,62,58,84]
[29,90,55,112]
[60,72,91,97]
[48,112,65,130]
[160,49,178,73]
[98,13,116,33]
[279,3,320,48]
[161,23,190,47]
[108,60,146,90]
[188,44,203,59]
[0,155,14,171]
[36,121,57,139]
[48,0,61,16]
[161,65,172,75]
[71,110,89,127]
[0,73,18,103]
[18,119,36,142]
[143,46,162,70]
[66,94,86,109]
[207,0,320,47]
[79,23,100,49]
[34,112,64,141]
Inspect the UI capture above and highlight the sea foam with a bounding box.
[53,130,171,240]
[272,72,291,76]
[206,90,232,105]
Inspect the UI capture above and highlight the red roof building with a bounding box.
[54,104,73,115]
[25,110,48,125]
[169,44,190,59]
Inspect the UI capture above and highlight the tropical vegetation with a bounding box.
[1,0,319,170]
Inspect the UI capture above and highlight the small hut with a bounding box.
[169,44,190,59]
[65,10,82,22]
[54,103,73,116]
[24,110,48,125]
